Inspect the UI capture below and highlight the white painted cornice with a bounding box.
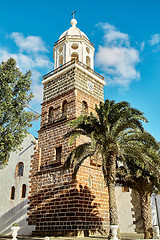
[42,62,106,86]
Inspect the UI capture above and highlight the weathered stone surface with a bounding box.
[43,67,104,103]
[28,64,109,237]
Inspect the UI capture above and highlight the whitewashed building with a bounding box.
[0,134,36,236]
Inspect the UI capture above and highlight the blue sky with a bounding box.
[0,0,160,140]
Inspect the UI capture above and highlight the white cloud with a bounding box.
[95,23,140,89]
[10,32,48,53]
[149,34,160,52]
[0,48,10,62]
[0,32,53,104]
[149,34,160,46]
[15,54,35,70]
[0,48,52,73]
[140,41,145,52]
[31,70,43,103]
[98,23,130,47]
[34,55,52,68]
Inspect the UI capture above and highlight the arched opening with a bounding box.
[86,47,90,54]
[21,184,26,198]
[82,101,88,115]
[86,56,91,67]
[59,46,63,53]
[71,52,79,61]
[59,55,63,66]
[62,100,67,118]
[15,162,24,177]
[10,186,15,200]
[48,107,54,123]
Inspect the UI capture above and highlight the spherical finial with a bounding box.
[71,18,77,27]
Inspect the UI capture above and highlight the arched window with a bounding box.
[86,56,91,67]
[82,101,88,114]
[71,52,79,61]
[10,186,15,200]
[15,162,24,177]
[21,184,26,198]
[86,47,90,54]
[48,107,54,123]
[62,100,67,118]
[59,55,63,67]
[59,46,63,53]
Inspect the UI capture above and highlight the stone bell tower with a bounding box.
[28,17,109,237]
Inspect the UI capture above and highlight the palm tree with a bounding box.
[63,99,150,225]
[116,145,160,239]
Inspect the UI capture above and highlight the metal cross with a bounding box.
[71,11,76,19]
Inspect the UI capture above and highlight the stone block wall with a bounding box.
[28,65,109,236]
[43,66,104,105]
[28,165,109,236]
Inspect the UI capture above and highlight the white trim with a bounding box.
[42,63,106,86]
[75,63,106,86]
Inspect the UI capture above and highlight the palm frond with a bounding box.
[63,142,92,170]
[72,151,95,179]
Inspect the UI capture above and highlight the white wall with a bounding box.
[116,186,136,233]
[151,194,160,226]
[0,134,36,236]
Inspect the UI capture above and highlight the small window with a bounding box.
[56,146,62,163]
[15,162,24,177]
[59,46,63,53]
[86,56,91,67]
[62,100,67,118]
[71,52,79,61]
[82,101,88,114]
[21,184,26,198]
[71,43,79,50]
[122,186,129,192]
[59,55,63,66]
[10,186,15,200]
[86,47,90,54]
[49,107,54,123]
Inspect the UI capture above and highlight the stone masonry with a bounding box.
[27,61,109,237]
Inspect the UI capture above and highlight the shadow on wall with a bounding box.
[28,183,107,237]
[0,199,35,236]
[19,143,35,156]
[131,189,144,233]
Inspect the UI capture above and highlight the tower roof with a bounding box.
[59,18,88,40]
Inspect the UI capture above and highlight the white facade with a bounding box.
[0,134,36,236]
[53,18,95,69]
[151,194,160,226]
[116,186,136,233]
[117,187,160,233]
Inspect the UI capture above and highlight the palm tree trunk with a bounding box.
[106,151,118,225]
[140,192,153,239]
[108,181,118,225]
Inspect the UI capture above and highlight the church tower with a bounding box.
[28,17,109,237]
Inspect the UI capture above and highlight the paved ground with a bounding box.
[0,233,145,240]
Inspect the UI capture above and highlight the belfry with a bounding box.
[28,17,109,237]
[53,17,94,69]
